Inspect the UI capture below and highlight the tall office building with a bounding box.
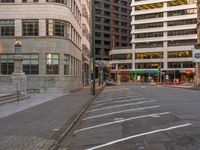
[94,0,132,61]
[0,0,83,93]
[110,0,197,82]
[82,0,92,86]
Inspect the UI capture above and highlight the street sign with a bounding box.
[193,49,200,62]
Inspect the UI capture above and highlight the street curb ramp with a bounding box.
[47,86,105,150]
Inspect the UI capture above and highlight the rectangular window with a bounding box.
[22,0,38,2]
[167,0,197,7]
[22,20,39,36]
[0,20,14,36]
[111,54,132,60]
[135,42,163,48]
[136,63,163,69]
[0,0,14,2]
[135,52,163,59]
[46,20,70,38]
[168,51,192,58]
[167,19,197,26]
[23,54,39,74]
[135,3,163,11]
[135,12,163,20]
[0,54,14,75]
[168,8,197,17]
[168,29,196,36]
[64,54,70,75]
[135,32,163,39]
[168,39,196,47]
[118,63,132,69]
[168,62,194,68]
[46,53,59,74]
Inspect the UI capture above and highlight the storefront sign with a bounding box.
[193,49,200,62]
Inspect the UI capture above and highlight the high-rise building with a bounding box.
[82,0,92,86]
[94,0,132,61]
[110,0,197,82]
[0,0,83,93]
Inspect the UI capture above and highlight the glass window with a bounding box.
[135,22,163,29]
[0,20,14,36]
[46,20,70,38]
[135,52,163,59]
[111,54,132,60]
[135,32,163,38]
[46,0,71,7]
[118,63,132,69]
[135,42,163,48]
[167,8,197,17]
[22,0,38,2]
[167,19,197,26]
[136,63,163,69]
[64,54,70,75]
[0,0,14,2]
[135,3,163,11]
[0,54,14,75]
[168,39,196,47]
[168,51,192,58]
[168,29,196,36]
[46,53,59,74]
[167,0,197,7]
[135,12,163,20]
[22,54,39,74]
[22,20,39,36]
[168,62,194,68]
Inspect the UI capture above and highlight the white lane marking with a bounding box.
[94,96,143,104]
[86,123,192,150]
[96,95,142,102]
[83,105,160,121]
[88,100,156,112]
[75,112,170,134]
[94,98,146,107]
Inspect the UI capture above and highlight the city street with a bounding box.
[58,84,200,150]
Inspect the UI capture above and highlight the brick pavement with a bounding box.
[0,86,103,150]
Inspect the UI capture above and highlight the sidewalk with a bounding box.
[0,85,103,150]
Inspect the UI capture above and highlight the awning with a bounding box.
[128,70,159,74]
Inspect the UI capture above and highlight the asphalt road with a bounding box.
[58,85,200,150]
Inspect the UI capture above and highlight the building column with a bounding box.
[39,53,46,75]
[39,0,46,2]
[163,6,168,71]
[132,43,135,70]
[15,0,21,3]
[15,20,22,36]
[39,20,46,36]
[163,42,168,70]
[59,53,64,75]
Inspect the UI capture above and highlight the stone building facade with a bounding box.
[82,0,91,86]
[0,0,83,93]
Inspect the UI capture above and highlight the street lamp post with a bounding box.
[92,0,96,95]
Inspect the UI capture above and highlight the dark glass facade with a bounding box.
[94,0,131,60]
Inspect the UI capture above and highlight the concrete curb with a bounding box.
[48,86,106,150]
